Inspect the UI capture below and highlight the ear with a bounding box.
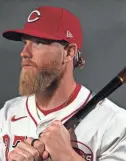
[63,43,78,63]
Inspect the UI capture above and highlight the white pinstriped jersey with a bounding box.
[0,84,126,161]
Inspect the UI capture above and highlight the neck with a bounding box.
[35,68,76,110]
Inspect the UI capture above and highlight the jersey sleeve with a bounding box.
[99,109,126,161]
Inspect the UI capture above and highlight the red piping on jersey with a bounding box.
[26,98,38,127]
[37,83,81,115]
[61,91,92,122]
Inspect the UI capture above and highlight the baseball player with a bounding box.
[0,5,126,161]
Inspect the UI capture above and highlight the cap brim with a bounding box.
[2,29,62,41]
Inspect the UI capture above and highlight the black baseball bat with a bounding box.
[64,66,126,129]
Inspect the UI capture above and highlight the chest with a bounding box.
[2,118,102,161]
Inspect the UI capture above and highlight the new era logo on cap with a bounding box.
[66,30,73,38]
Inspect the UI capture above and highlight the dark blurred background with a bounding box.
[0,0,126,109]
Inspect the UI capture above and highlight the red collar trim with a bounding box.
[37,84,81,115]
[26,85,92,127]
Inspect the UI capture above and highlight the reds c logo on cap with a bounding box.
[27,10,40,23]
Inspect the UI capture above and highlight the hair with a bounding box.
[57,40,85,69]
[75,54,85,69]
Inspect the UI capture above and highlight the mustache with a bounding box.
[21,60,38,68]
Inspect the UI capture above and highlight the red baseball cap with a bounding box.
[2,6,83,49]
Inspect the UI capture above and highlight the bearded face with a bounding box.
[19,37,66,96]
[19,59,64,96]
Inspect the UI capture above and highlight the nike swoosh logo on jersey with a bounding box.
[11,115,27,122]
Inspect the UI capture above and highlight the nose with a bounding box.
[20,41,32,59]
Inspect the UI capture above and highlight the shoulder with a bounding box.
[2,96,27,110]
[0,96,27,121]
[75,94,126,135]
[80,84,126,122]
[98,98,126,124]
[78,84,126,121]
[76,85,126,138]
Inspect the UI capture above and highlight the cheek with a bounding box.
[34,52,63,68]
[32,51,49,66]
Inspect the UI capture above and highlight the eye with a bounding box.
[32,40,43,47]
[36,40,42,45]
[21,39,27,45]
